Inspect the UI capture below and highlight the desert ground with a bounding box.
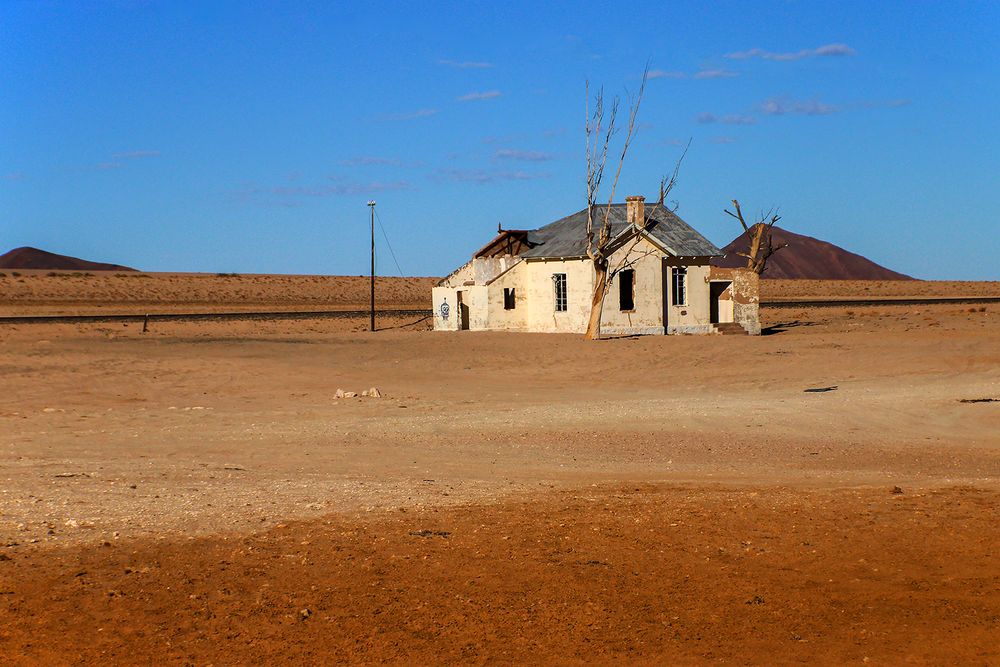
[1,275,1000,664]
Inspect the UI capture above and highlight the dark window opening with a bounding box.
[553,273,567,312]
[503,287,516,310]
[618,269,635,311]
[672,267,687,306]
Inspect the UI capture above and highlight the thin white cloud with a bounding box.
[339,156,423,168]
[457,90,502,102]
[341,156,399,166]
[112,150,161,159]
[233,178,410,205]
[726,43,857,61]
[494,149,555,162]
[378,108,439,121]
[710,136,737,144]
[696,112,756,125]
[693,69,739,79]
[439,59,494,69]
[95,162,122,170]
[438,168,548,184]
[760,97,839,115]
[648,69,686,79]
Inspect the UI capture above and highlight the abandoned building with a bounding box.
[432,196,760,335]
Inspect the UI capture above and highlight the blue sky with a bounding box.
[3,1,999,278]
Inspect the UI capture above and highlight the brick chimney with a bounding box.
[626,195,645,227]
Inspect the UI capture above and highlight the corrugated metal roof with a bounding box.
[519,203,722,259]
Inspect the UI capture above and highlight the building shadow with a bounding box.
[761,320,816,336]
[376,315,431,332]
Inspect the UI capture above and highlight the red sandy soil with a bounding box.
[3,486,997,665]
[713,227,912,280]
[0,247,136,272]
[1,284,999,664]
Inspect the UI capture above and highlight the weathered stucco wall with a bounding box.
[602,238,668,335]
[522,258,595,333]
[663,257,712,334]
[485,261,530,331]
[439,256,518,288]
[709,266,761,335]
[431,285,488,330]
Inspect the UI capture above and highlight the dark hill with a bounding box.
[0,247,137,272]
[711,227,911,280]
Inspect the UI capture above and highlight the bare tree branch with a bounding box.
[725,199,786,275]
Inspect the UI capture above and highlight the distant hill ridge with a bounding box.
[712,226,912,280]
[0,247,137,272]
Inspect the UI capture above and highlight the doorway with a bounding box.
[710,281,733,324]
[457,291,470,330]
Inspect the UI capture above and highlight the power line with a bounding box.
[373,207,405,277]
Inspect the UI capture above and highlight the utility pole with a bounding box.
[367,200,376,332]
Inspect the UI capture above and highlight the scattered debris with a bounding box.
[335,387,381,399]
[223,465,246,471]
[408,530,450,538]
[892,486,904,495]
[958,398,998,404]
[54,472,91,478]
[804,386,838,393]
[746,595,765,605]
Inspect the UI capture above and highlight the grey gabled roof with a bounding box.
[519,203,722,259]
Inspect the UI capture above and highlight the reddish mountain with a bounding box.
[711,227,912,280]
[0,247,137,272]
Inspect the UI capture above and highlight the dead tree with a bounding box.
[724,200,786,275]
[584,67,681,340]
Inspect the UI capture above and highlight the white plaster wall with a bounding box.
[440,256,518,288]
[465,285,490,330]
[523,258,595,333]
[663,258,712,333]
[439,261,475,289]
[485,261,530,331]
[432,285,490,331]
[603,239,667,333]
[431,286,459,331]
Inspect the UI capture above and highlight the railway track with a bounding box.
[0,308,433,325]
[762,296,1000,308]
[0,296,997,325]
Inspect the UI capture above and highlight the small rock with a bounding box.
[343,392,358,398]
[65,519,79,529]
[366,387,381,398]
[299,608,312,620]
[334,389,346,399]
[891,486,904,494]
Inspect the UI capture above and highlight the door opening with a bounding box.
[457,291,470,330]
[710,281,733,324]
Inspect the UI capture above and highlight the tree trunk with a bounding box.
[584,261,609,340]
